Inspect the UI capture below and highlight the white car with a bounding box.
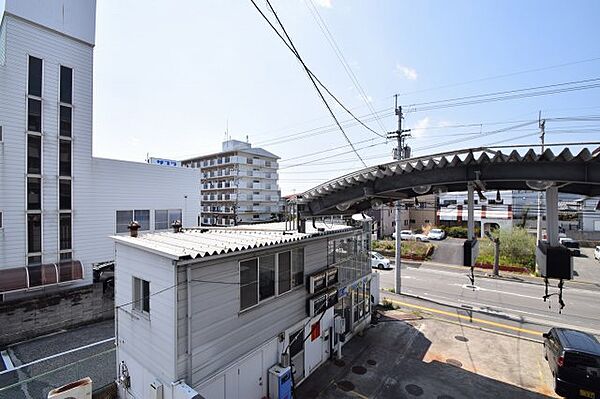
[370,252,391,269]
[427,228,446,240]
[595,246,600,261]
[392,230,428,241]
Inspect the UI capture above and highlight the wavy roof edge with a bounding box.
[111,222,354,261]
[299,146,600,200]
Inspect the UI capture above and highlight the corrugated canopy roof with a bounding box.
[297,147,600,217]
[112,222,353,261]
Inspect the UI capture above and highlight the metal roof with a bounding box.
[112,222,353,261]
[298,147,600,217]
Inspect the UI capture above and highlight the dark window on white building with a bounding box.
[259,255,276,301]
[59,106,72,137]
[133,277,150,313]
[27,98,41,132]
[28,56,42,97]
[59,66,72,104]
[240,259,259,311]
[278,251,291,295]
[59,213,72,250]
[27,214,41,254]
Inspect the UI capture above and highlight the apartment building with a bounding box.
[113,220,373,399]
[182,139,281,226]
[0,0,200,298]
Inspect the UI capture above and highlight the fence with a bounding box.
[0,347,115,399]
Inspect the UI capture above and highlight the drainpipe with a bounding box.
[186,265,193,383]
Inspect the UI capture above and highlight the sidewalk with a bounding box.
[296,309,557,399]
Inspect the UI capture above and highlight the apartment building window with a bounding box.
[116,210,150,233]
[155,209,182,230]
[132,277,150,313]
[247,158,253,164]
[253,215,260,219]
[265,161,271,167]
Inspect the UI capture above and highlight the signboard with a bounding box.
[148,157,181,167]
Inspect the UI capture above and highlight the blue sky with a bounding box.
[92,0,600,194]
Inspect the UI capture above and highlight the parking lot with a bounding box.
[297,308,558,399]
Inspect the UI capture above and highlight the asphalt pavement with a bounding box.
[376,261,600,336]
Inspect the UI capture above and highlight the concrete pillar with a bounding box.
[545,185,559,246]
[467,183,475,241]
[394,201,402,294]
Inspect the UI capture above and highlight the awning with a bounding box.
[0,260,84,295]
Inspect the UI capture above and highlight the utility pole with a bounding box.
[388,95,411,294]
[536,112,546,240]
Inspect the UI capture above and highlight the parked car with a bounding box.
[414,233,429,242]
[370,252,391,269]
[427,228,446,240]
[543,327,600,398]
[560,237,581,256]
[594,246,600,261]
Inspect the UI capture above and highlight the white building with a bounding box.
[0,0,200,297]
[113,221,373,399]
[437,190,514,236]
[182,139,281,226]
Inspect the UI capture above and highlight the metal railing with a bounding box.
[0,347,116,399]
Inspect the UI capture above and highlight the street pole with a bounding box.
[535,112,545,273]
[388,95,411,294]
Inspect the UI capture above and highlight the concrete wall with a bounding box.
[0,281,113,346]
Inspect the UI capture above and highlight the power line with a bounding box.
[407,78,600,113]
[393,56,600,98]
[249,0,383,140]
[250,0,368,166]
[304,0,388,136]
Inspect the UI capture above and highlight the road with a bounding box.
[0,320,115,399]
[376,261,600,336]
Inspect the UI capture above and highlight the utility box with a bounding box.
[463,239,479,267]
[536,242,573,280]
[268,365,292,399]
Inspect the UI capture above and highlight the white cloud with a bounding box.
[411,117,430,137]
[396,64,418,80]
[313,0,332,8]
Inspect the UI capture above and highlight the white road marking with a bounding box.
[1,350,14,370]
[450,283,541,300]
[0,337,114,376]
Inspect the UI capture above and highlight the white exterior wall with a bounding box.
[74,158,200,284]
[0,13,94,269]
[0,5,201,292]
[114,243,178,399]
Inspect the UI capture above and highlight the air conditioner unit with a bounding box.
[47,377,92,399]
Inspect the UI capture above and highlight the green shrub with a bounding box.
[476,227,536,271]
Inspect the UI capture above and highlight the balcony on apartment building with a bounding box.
[202,193,237,202]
